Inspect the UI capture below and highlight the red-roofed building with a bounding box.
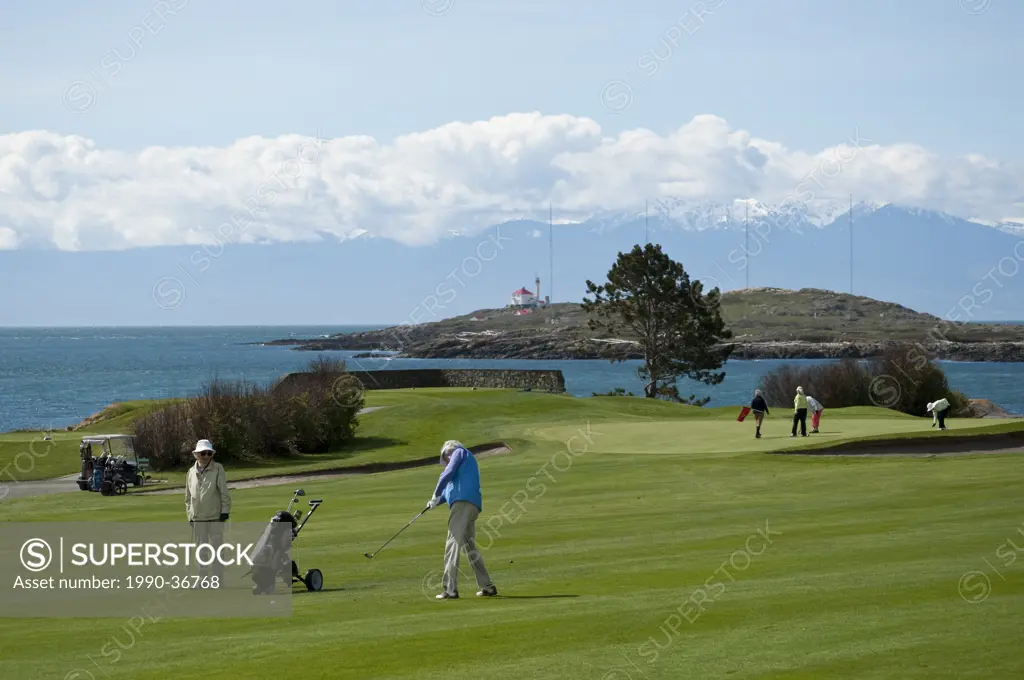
[511,287,536,306]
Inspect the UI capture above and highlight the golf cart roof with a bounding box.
[81,435,135,442]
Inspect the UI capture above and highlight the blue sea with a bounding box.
[1,326,1022,433]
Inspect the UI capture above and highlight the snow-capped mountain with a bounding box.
[475,201,1024,321]
[5,200,1024,325]
[994,220,1024,236]
[567,200,1024,239]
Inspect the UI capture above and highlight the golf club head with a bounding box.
[294,489,305,496]
[363,552,373,559]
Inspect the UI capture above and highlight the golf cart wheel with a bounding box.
[114,479,128,495]
[304,569,323,592]
[76,480,89,491]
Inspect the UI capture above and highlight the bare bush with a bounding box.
[757,344,971,416]
[757,360,871,408]
[131,357,363,470]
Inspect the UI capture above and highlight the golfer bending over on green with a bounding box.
[428,440,497,600]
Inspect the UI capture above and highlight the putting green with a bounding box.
[529,408,1024,458]
[1,391,1023,679]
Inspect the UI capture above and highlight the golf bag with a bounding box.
[99,457,129,496]
[247,489,324,594]
[249,511,297,594]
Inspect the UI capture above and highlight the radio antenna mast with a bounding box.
[744,201,749,289]
[549,202,554,303]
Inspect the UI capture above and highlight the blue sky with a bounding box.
[2,0,1018,157]
[1,0,1022,325]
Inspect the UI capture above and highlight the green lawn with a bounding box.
[0,400,178,482]
[1,391,1023,679]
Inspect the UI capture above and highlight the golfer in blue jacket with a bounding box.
[428,440,497,599]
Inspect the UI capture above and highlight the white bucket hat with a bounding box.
[193,439,215,454]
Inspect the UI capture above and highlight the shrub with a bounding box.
[131,358,363,470]
[868,344,972,416]
[592,387,637,397]
[655,384,711,406]
[757,343,971,417]
[306,355,348,376]
[757,359,871,408]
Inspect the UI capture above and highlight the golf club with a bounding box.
[363,504,431,559]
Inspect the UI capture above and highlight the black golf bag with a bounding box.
[248,490,323,594]
[249,510,298,594]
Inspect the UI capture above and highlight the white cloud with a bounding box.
[0,227,18,249]
[1,112,1022,251]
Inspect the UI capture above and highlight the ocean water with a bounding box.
[0,327,1022,433]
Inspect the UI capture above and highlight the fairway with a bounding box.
[1,391,1023,679]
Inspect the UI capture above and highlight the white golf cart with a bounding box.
[76,434,150,495]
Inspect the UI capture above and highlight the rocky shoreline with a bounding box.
[259,332,1024,363]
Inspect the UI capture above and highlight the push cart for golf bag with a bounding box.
[246,489,324,594]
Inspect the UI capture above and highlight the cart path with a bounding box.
[0,406,394,501]
[1,474,82,500]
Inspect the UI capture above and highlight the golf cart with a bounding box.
[247,489,324,594]
[76,435,148,496]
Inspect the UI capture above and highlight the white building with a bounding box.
[511,287,536,307]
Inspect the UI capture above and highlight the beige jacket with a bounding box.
[185,461,232,522]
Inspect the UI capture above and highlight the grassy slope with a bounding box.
[0,400,177,482]
[5,393,1022,484]
[1,391,1023,679]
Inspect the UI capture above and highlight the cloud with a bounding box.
[1,112,1022,251]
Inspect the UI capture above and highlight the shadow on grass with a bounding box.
[493,594,578,599]
[292,587,355,595]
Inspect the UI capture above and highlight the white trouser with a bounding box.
[192,521,225,582]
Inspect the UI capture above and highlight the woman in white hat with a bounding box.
[185,439,232,585]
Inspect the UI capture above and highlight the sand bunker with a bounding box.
[774,431,1024,457]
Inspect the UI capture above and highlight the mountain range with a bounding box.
[2,202,1024,326]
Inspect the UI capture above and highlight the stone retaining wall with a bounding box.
[272,368,566,394]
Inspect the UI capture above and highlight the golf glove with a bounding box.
[427,496,442,510]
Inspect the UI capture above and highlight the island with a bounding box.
[257,287,1024,362]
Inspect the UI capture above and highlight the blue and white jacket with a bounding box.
[433,446,482,511]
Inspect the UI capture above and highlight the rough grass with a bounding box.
[1,391,1023,679]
